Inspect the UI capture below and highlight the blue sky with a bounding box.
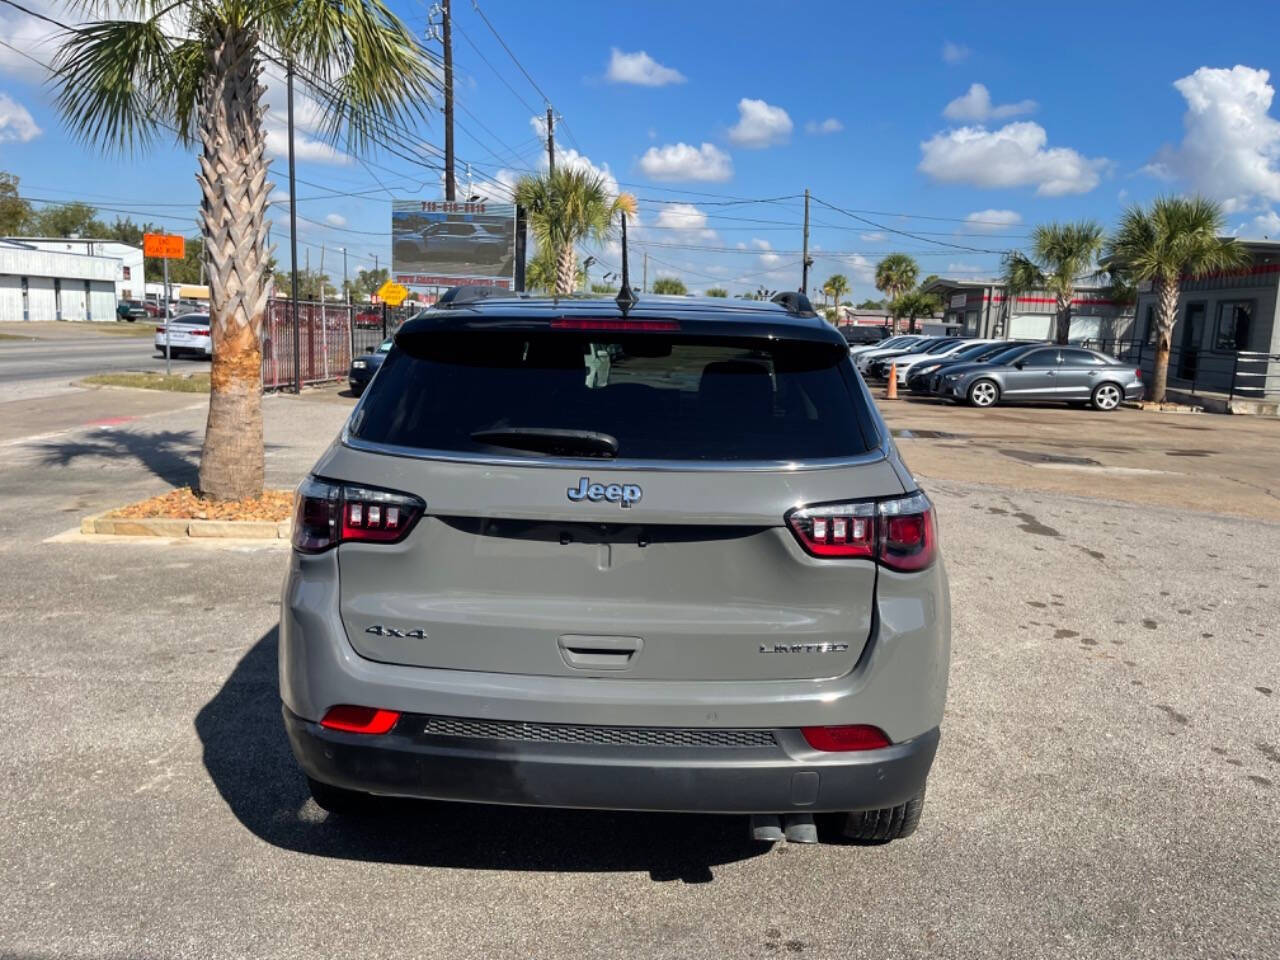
[2,0,1280,298]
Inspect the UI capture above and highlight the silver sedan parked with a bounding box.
[938,345,1144,411]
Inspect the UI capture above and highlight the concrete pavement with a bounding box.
[0,389,1276,959]
[0,333,191,404]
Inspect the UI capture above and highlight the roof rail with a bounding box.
[770,291,818,317]
[436,285,515,308]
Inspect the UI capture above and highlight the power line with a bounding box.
[452,19,538,116]
[469,1,552,106]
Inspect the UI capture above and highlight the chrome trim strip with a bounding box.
[339,431,889,473]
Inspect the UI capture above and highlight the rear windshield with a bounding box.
[351,331,878,461]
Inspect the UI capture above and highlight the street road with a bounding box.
[0,387,1276,959]
[0,335,186,402]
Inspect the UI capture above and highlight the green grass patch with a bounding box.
[69,322,158,337]
[82,371,211,393]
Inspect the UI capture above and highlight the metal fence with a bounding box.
[1081,337,1280,401]
[262,299,354,390]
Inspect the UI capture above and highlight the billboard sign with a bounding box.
[143,233,185,259]
[392,200,516,290]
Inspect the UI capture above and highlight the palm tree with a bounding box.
[875,254,918,331]
[513,168,634,296]
[1002,221,1106,346]
[890,290,942,334]
[1107,196,1249,402]
[52,2,435,501]
[822,274,850,321]
[525,244,584,293]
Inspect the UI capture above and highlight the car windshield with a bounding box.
[945,342,996,361]
[987,344,1040,365]
[377,340,393,353]
[174,314,209,325]
[922,339,962,354]
[352,331,878,462]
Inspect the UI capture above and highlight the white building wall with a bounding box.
[60,282,88,322]
[0,275,21,322]
[89,282,116,322]
[27,276,56,322]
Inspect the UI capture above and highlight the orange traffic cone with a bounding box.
[886,363,898,400]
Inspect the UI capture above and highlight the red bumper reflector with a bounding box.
[801,724,891,751]
[320,705,401,735]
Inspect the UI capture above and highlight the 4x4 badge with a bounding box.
[567,476,642,509]
[365,625,427,639]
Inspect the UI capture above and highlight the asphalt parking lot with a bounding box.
[0,383,1277,959]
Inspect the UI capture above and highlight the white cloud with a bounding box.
[324,212,347,227]
[728,98,793,148]
[750,237,782,267]
[964,209,1022,232]
[0,6,59,83]
[0,92,41,142]
[1242,208,1280,237]
[654,202,716,239]
[919,121,1107,196]
[605,48,686,86]
[263,124,349,166]
[805,117,843,135]
[1143,65,1280,213]
[860,231,887,242]
[942,41,971,65]
[839,254,876,286]
[556,147,620,197]
[638,141,733,182]
[943,84,1037,122]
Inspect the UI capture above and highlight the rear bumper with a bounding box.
[284,706,939,814]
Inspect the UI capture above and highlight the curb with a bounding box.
[81,510,291,539]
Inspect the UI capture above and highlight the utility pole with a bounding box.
[642,251,647,294]
[442,0,455,201]
[801,188,811,296]
[546,106,555,177]
[287,59,301,394]
[342,248,349,306]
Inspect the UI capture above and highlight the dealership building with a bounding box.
[921,277,1136,342]
[0,238,121,323]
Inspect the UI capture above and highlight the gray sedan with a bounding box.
[938,345,1145,411]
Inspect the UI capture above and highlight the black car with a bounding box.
[347,338,393,395]
[906,341,1039,394]
[838,324,889,346]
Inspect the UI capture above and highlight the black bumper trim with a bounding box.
[284,707,939,814]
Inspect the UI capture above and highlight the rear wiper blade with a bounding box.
[470,428,619,458]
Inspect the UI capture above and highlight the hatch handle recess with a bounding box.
[558,635,643,671]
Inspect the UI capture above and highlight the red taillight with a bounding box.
[192,328,210,337]
[802,725,891,751]
[550,318,680,332]
[155,326,166,333]
[786,492,936,571]
[320,705,401,735]
[1134,368,1142,380]
[292,478,425,552]
[786,503,875,557]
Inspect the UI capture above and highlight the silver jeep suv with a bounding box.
[280,290,950,844]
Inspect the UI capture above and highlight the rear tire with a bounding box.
[1091,382,1123,411]
[839,787,926,842]
[967,379,999,408]
[307,776,375,816]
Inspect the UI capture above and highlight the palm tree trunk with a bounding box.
[196,24,271,501]
[1150,277,1180,403]
[555,243,577,296]
[1054,292,1072,344]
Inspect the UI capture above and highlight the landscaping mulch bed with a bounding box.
[107,487,294,523]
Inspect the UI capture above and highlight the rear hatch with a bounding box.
[319,315,905,682]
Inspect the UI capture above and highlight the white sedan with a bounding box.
[155,313,212,359]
